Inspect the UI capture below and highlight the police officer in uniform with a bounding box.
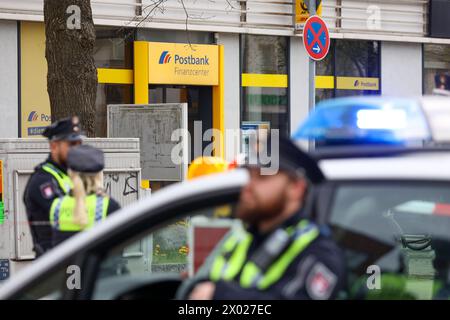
[188,137,346,300]
[23,117,83,257]
[49,144,120,247]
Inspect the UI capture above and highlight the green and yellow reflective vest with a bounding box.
[41,162,74,194]
[50,194,109,232]
[209,219,320,290]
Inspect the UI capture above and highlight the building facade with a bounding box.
[0,0,450,162]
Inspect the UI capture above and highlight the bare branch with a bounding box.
[120,0,241,46]
[225,0,240,11]
[117,0,167,41]
[179,0,193,47]
[135,0,168,29]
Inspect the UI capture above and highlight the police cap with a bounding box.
[42,116,83,141]
[245,136,325,184]
[67,145,104,173]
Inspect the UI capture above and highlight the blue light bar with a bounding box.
[292,97,431,146]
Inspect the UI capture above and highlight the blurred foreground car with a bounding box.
[2,96,450,300]
[0,170,249,300]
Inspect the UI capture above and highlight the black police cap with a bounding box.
[42,116,83,141]
[67,145,105,173]
[278,136,325,184]
[245,136,325,184]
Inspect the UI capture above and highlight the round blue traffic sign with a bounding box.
[303,15,330,61]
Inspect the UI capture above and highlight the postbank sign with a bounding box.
[148,42,219,86]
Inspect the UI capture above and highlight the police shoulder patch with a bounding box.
[40,182,55,199]
[305,262,337,300]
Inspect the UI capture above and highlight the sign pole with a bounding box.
[308,0,316,151]
[308,0,316,113]
[302,1,329,151]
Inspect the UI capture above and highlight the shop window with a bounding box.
[317,43,334,76]
[94,27,134,137]
[95,84,133,137]
[241,35,289,139]
[424,44,450,95]
[316,40,381,103]
[335,41,380,78]
[242,87,289,134]
[94,27,134,69]
[242,35,288,74]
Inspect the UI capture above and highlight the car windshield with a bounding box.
[329,182,450,300]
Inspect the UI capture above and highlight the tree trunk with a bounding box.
[44,0,97,137]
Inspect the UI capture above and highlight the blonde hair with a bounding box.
[68,169,105,229]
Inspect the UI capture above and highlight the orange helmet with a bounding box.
[187,156,232,180]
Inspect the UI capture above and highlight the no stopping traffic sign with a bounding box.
[303,15,330,61]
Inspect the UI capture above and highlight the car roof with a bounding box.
[318,150,450,181]
[0,169,249,299]
[314,95,419,107]
[310,145,450,160]
[313,95,448,109]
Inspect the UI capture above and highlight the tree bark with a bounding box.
[44,0,97,136]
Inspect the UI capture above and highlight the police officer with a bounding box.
[188,137,346,300]
[49,144,120,247]
[23,117,83,257]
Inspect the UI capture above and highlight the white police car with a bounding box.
[1,96,450,300]
[294,95,450,299]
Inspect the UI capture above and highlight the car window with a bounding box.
[91,202,242,300]
[329,182,450,300]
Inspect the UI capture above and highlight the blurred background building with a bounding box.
[0,0,449,160]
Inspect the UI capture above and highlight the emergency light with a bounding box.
[292,97,432,146]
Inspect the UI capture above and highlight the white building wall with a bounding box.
[290,37,311,137]
[324,0,427,36]
[381,42,423,97]
[217,33,240,162]
[0,20,18,138]
[0,0,293,36]
[2,0,437,41]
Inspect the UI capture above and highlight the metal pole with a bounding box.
[308,0,316,112]
[308,0,316,151]
[309,0,316,16]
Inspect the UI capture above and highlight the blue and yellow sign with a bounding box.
[337,77,380,91]
[148,42,219,86]
[296,0,323,29]
[316,76,380,91]
[20,22,52,137]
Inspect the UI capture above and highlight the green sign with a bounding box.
[0,202,3,225]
